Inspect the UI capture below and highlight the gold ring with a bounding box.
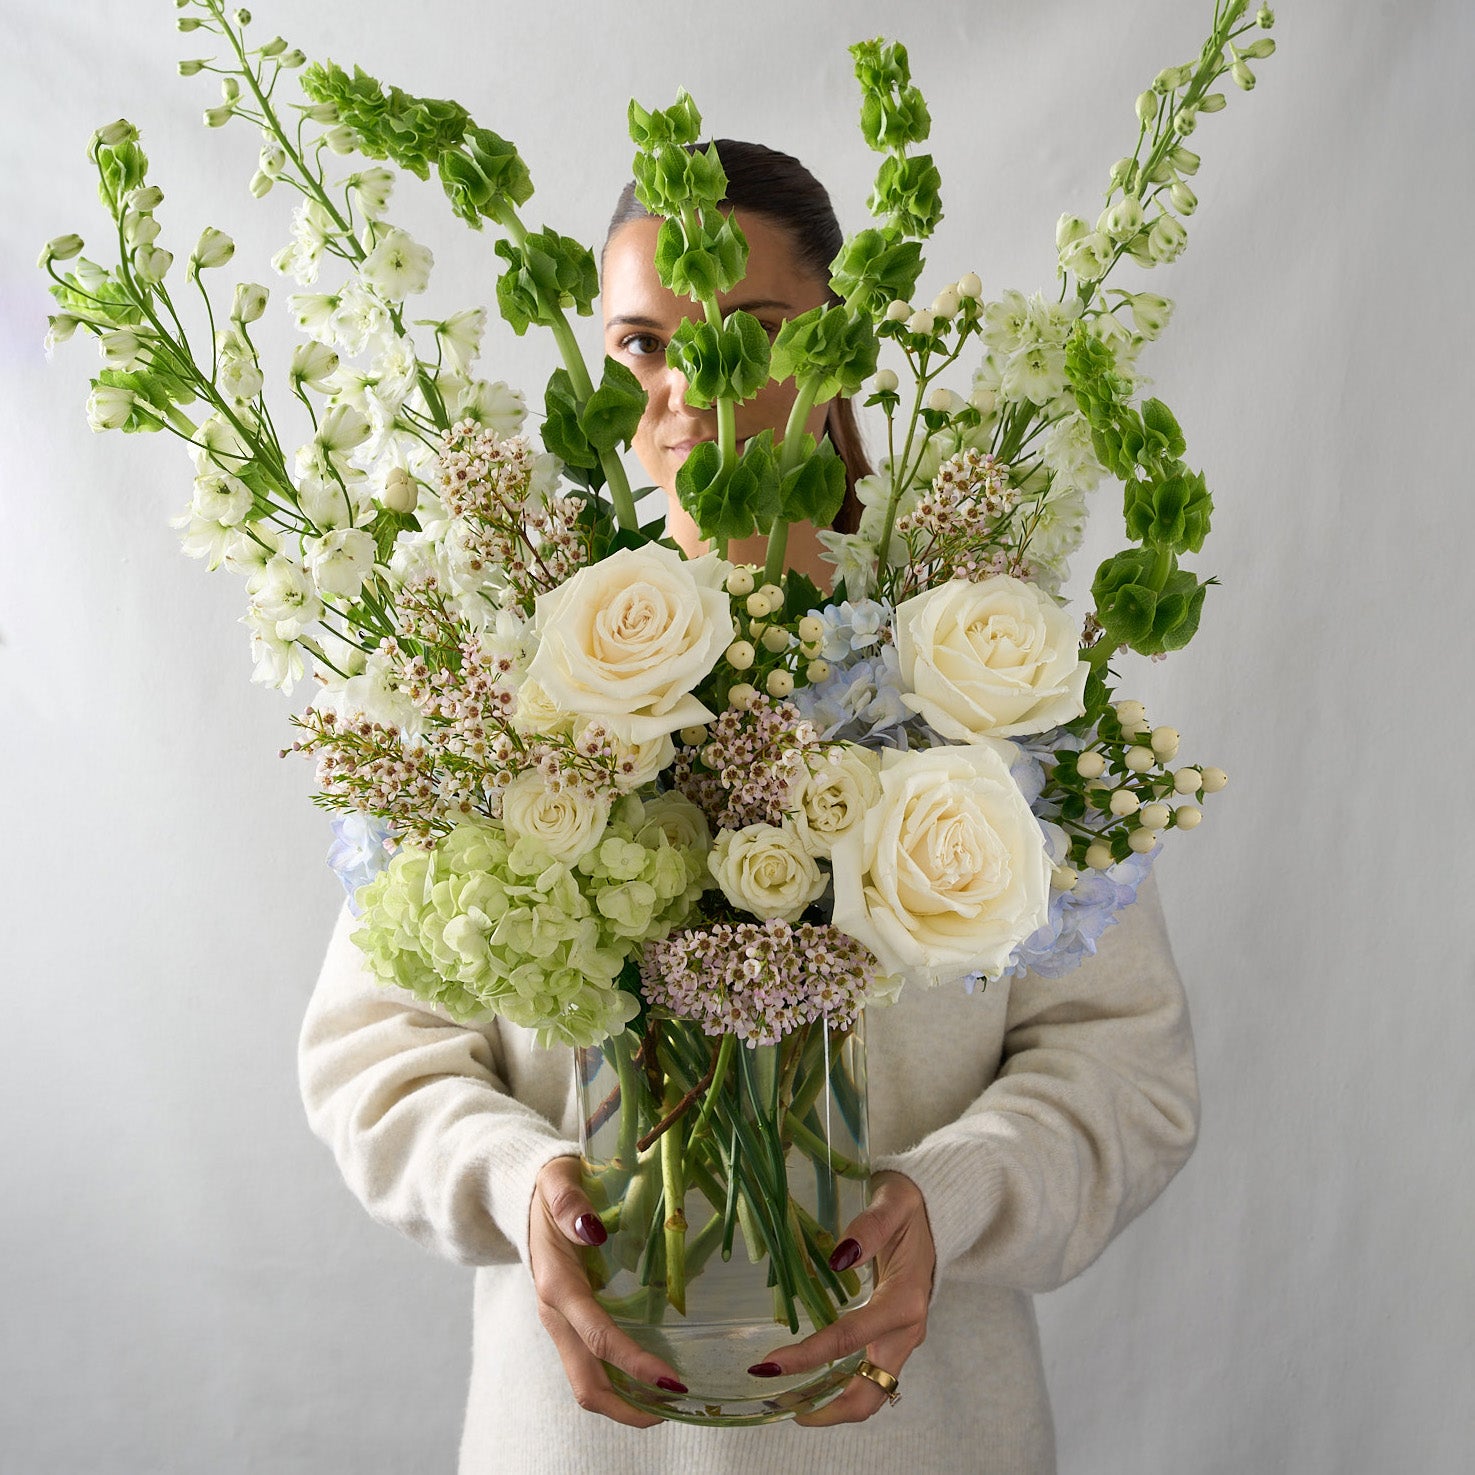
[854,1358,902,1405]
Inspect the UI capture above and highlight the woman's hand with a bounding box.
[529,1156,687,1427]
[752,1169,937,1426]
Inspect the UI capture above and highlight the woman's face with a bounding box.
[601,212,833,498]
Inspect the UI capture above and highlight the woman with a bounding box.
[299,141,1199,1473]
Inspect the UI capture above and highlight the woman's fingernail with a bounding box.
[655,1377,689,1394]
[829,1237,862,1272]
[747,1361,784,1378]
[574,1213,607,1246]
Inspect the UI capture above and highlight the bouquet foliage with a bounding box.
[43,0,1271,1420]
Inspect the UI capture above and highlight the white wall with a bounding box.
[3,1,1472,1470]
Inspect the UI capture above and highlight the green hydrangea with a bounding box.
[351,796,708,1048]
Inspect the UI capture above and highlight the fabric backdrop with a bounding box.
[2,1,1471,1471]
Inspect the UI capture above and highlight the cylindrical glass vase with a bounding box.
[576,1010,870,1426]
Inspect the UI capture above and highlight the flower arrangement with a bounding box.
[42,0,1270,1421]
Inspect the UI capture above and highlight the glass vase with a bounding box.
[575,1010,870,1426]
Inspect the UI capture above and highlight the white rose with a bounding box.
[512,678,573,737]
[709,822,826,924]
[895,574,1088,741]
[527,545,734,743]
[500,769,611,865]
[792,745,881,858]
[830,742,1050,987]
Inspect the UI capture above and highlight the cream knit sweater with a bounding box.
[299,868,1197,1475]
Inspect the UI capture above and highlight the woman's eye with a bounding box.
[619,333,664,358]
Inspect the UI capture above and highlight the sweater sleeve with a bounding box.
[297,903,580,1268]
[873,868,1199,1294]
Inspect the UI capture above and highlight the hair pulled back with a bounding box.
[605,139,870,534]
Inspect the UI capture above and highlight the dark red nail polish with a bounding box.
[748,1361,783,1378]
[655,1377,689,1394]
[829,1237,862,1272]
[574,1212,607,1246]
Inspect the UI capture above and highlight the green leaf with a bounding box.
[674,433,780,543]
[580,356,647,454]
[494,229,598,334]
[542,367,597,469]
[781,570,825,623]
[770,305,878,403]
[1123,468,1213,552]
[867,153,943,239]
[828,228,924,315]
[776,436,847,527]
[438,127,533,226]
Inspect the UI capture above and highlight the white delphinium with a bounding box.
[450,377,528,435]
[289,340,339,393]
[432,309,486,376]
[243,606,306,692]
[296,462,372,532]
[85,383,134,431]
[981,289,1031,356]
[1000,341,1067,406]
[305,526,377,600]
[248,555,324,638]
[367,432,436,512]
[1040,412,1104,493]
[816,530,878,600]
[310,627,368,693]
[216,335,264,403]
[328,279,390,356]
[339,645,422,736]
[192,470,253,526]
[360,227,433,300]
[289,291,339,345]
[271,198,335,285]
[222,524,281,578]
[347,167,394,219]
[1023,482,1089,596]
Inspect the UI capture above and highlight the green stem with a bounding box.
[763,375,821,584]
[785,1111,867,1180]
[659,1076,688,1314]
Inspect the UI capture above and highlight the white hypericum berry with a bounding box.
[758,583,784,608]
[728,683,758,710]
[806,659,830,684]
[1139,802,1171,830]
[1172,766,1202,794]
[727,567,755,597]
[1200,766,1228,793]
[725,640,755,671]
[1150,725,1180,759]
[884,299,911,322]
[1125,746,1156,772]
[873,368,899,393]
[745,591,772,618]
[1109,789,1140,817]
[1174,804,1203,829]
[761,626,790,653]
[765,669,795,699]
[1076,750,1107,779]
[1128,828,1158,854]
[1051,864,1080,892]
[907,308,936,336]
[932,287,960,318]
[1114,699,1147,727]
[957,272,982,299]
[1085,841,1115,870]
[679,725,708,746]
[797,615,824,644]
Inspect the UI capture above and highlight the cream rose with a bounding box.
[499,769,611,864]
[829,742,1050,986]
[526,545,734,743]
[894,574,1088,740]
[791,744,882,858]
[709,821,826,924]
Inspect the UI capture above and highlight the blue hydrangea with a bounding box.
[811,598,892,663]
[791,643,915,747]
[999,845,1157,981]
[327,812,397,912]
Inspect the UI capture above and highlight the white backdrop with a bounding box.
[3,1,1472,1471]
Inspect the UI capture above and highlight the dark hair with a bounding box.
[605,139,870,534]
